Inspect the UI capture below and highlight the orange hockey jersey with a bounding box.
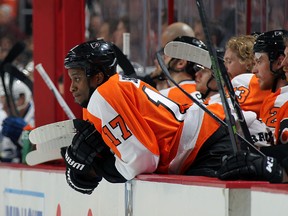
[85,74,225,180]
[159,80,202,105]
[263,85,288,143]
[232,73,270,118]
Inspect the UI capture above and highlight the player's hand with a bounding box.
[217,151,283,183]
[61,147,102,194]
[2,116,27,143]
[70,120,109,165]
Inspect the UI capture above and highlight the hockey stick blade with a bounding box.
[35,134,74,152]
[164,41,212,68]
[29,119,75,144]
[26,150,62,166]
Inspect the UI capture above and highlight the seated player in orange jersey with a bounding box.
[61,39,237,194]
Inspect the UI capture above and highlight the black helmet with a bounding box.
[64,39,117,77]
[254,30,288,92]
[253,30,288,62]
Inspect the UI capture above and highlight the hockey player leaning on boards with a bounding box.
[61,38,236,194]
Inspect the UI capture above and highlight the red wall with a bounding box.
[33,0,85,126]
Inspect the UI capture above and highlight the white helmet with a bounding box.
[0,77,32,110]
[12,80,32,108]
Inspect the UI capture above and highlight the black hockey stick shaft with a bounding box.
[0,41,26,68]
[195,0,239,153]
[196,0,254,148]
[0,41,26,116]
[156,52,264,156]
[220,63,254,144]
[4,63,33,92]
[156,52,226,126]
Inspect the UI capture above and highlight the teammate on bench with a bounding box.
[218,30,288,183]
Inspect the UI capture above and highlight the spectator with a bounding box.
[96,19,117,42]
[87,12,103,40]
[113,16,130,50]
[0,4,26,41]
[193,18,226,50]
[144,22,195,90]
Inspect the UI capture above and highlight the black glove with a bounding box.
[70,120,109,165]
[217,151,283,183]
[61,147,102,194]
[68,119,126,184]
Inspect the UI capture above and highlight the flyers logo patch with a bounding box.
[90,42,101,48]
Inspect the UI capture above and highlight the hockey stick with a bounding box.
[156,52,226,126]
[0,41,26,65]
[164,41,212,68]
[26,149,62,166]
[156,52,264,156]
[123,32,130,60]
[35,64,76,120]
[26,120,75,165]
[195,0,245,153]
[113,43,136,76]
[195,0,254,150]
[4,63,33,92]
[35,133,74,152]
[29,119,75,144]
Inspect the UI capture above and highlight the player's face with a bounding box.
[195,66,213,94]
[252,53,274,90]
[68,68,90,105]
[224,48,247,79]
[281,46,288,71]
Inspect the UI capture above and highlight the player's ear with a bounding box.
[90,72,105,87]
[177,59,187,70]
